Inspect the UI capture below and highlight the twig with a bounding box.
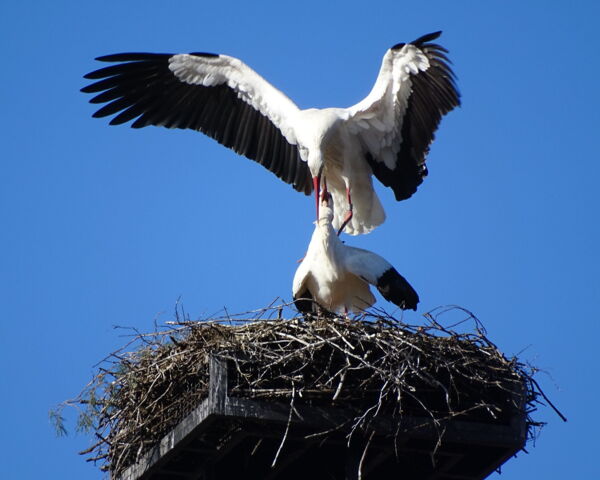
[272,384,295,467]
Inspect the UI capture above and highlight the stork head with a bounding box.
[295,108,340,176]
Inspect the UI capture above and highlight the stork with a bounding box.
[293,192,419,314]
[82,31,459,235]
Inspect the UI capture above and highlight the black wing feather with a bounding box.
[376,268,419,311]
[293,289,315,314]
[82,52,311,195]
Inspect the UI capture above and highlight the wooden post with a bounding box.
[208,355,227,414]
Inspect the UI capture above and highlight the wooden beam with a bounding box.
[208,355,227,413]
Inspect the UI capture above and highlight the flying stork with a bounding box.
[82,31,459,235]
[293,192,419,314]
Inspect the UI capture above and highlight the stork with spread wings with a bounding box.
[82,31,459,235]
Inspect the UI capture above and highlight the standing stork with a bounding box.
[82,31,459,235]
[293,192,419,314]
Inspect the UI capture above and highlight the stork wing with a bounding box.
[347,31,460,201]
[82,52,312,194]
[344,248,419,311]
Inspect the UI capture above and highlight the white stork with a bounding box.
[293,192,419,314]
[82,31,459,235]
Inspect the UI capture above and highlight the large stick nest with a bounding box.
[55,304,550,477]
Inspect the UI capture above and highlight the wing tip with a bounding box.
[391,31,443,51]
[94,52,172,62]
[377,268,420,311]
[189,52,220,58]
[412,31,443,46]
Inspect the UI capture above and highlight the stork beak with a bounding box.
[313,176,320,220]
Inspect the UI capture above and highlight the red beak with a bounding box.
[313,176,320,220]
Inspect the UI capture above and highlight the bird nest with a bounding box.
[54,304,553,477]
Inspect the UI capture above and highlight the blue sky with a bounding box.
[1,1,598,478]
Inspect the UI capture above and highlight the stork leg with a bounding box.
[336,186,353,236]
[321,178,328,200]
[301,177,328,264]
[299,179,331,263]
[314,176,332,220]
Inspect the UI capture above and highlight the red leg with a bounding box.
[314,176,331,220]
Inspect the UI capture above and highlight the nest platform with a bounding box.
[66,307,541,479]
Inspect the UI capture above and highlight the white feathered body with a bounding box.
[293,214,376,313]
[292,108,386,234]
[293,200,418,314]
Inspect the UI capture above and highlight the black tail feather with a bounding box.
[293,290,316,314]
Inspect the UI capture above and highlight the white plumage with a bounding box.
[82,31,459,234]
[293,193,419,314]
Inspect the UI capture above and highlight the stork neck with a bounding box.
[318,218,337,246]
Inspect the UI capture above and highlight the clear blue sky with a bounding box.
[1,1,598,478]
